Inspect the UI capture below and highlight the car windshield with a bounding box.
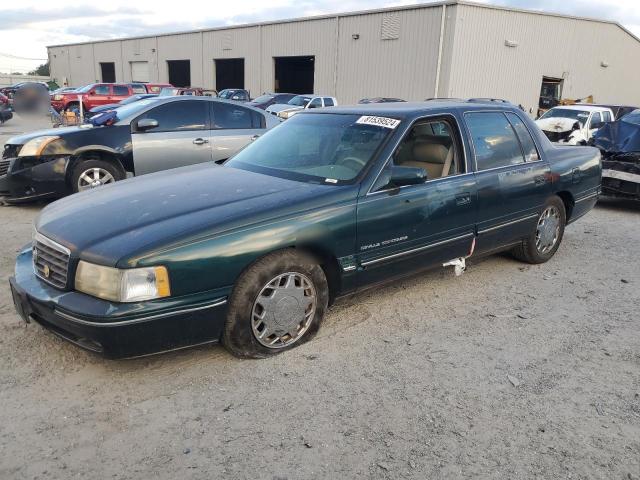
[540,108,590,126]
[226,113,395,184]
[288,96,312,107]
[252,94,274,103]
[114,98,163,121]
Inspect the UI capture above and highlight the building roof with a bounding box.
[47,1,640,49]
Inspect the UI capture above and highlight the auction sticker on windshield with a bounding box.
[356,116,401,129]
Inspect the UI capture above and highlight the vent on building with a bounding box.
[222,33,233,51]
[381,13,400,40]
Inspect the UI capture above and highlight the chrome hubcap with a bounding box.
[536,206,561,254]
[251,272,317,349]
[78,167,115,191]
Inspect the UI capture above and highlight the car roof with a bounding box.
[308,100,516,119]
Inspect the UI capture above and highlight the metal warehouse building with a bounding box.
[48,1,640,113]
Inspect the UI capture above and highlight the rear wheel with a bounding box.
[222,250,329,358]
[71,157,124,193]
[512,196,566,264]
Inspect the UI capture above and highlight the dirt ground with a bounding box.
[1,116,639,479]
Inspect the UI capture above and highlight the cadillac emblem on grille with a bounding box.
[43,264,50,278]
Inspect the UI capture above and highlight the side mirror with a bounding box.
[136,118,158,131]
[390,165,427,187]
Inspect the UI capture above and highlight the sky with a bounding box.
[1,0,639,73]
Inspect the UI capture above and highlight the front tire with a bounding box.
[512,196,566,264]
[222,250,329,358]
[71,158,124,193]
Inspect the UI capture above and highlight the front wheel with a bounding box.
[512,196,566,264]
[71,158,124,193]
[222,250,329,358]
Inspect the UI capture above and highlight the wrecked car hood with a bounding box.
[592,111,640,155]
[535,117,578,133]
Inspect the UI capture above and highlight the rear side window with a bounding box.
[505,112,540,162]
[323,97,335,107]
[93,85,109,95]
[590,112,603,128]
[136,100,207,132]
[602,111,612,123]
[212,102,257,129]
[113,85,130,96]
[465,112,525,170]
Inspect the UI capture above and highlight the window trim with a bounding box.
[366,112,469,196]
[463,109,544,174]
[504,111,541,163]
[132,99,210,133]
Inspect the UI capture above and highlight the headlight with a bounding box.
[18,136,60,157]
[75,261,171,302]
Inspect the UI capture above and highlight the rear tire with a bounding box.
[222,250,329,359]
[512,195,566,264]
[71,157,124,193]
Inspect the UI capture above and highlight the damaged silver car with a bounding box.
[536,105,613,145]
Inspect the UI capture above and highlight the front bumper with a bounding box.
[0,156,71,203]
[9,247,230,358]
[601,159,640,199]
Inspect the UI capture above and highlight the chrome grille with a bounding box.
[33,233,71,289]
[0,159,8,176]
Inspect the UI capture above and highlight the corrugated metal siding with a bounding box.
[156,32,203,86]
[66,44,95,85]
[448,5,640,112]
[260,18,338,95]
[203,26,261,93]
[93,41,123,83]
[48,47,69,85]
[336,6,444,103]
[121,37,158,83]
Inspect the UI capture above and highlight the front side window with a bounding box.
[135,100,207,132]
[505,112,540,162]
[308,98,322,109]
[226,113,394,183]
[392,119,461,181]
[602,111,612,123]
[288,96,311,107]
[93,85,110,95]
[466,112,525,170]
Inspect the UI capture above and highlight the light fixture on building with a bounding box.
[352,33,360,40]
[601,60,609,68]
[504,39,519,48]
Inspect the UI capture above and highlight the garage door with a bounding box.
[131,61,149,82]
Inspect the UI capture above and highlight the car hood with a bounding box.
[535,117,579,133]
[6,125,94,145]
[35,164,348,267]
[266,104,303,114]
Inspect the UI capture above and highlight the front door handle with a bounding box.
[250,135,260,141]
[456,193,471,206]
[193,138,209,145]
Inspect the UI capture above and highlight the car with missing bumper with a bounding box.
[9,100,600,359]
[0,96,279,203]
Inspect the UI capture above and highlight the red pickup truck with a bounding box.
[50,83,172,112]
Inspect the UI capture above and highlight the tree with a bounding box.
[28,62,49,76]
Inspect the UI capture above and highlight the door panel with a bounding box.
[356,174,476,286]
[132,131,212,175]
[210,130,261,163]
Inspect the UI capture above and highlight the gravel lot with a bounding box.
[1,115,639,479]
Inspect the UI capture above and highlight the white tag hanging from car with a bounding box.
[355,116,401,129]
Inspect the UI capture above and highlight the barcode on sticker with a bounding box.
[356,115,401,129]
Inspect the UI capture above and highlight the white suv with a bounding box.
[536,105,614,145]
[266,94,338,119]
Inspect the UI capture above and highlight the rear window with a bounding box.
[465,112,525,170]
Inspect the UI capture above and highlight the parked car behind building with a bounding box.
[8,100,600,358]
[266,94,338,119]
[0,97,280,203]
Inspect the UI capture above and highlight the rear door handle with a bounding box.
[193,138,209,145]
[456,193,472,206]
